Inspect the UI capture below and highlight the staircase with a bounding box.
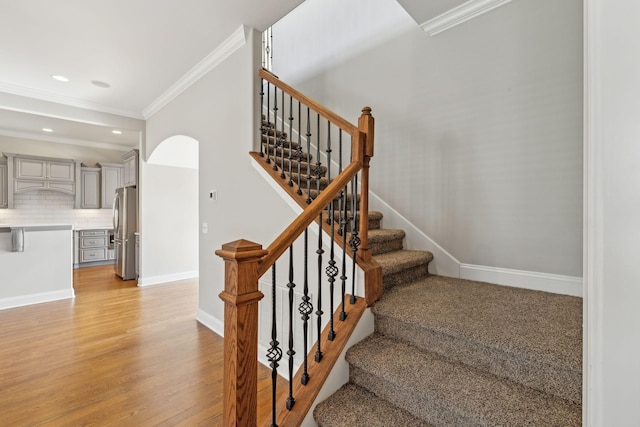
[260,105,582,427]
[314,247,583,426]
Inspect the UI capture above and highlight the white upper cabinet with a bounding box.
[98,163,123,209]
[80,167,101,209]
[122,149,138,187]
[0,159,7,209]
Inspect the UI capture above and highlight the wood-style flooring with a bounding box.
[0,266,283,426]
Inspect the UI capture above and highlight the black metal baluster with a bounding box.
[286,245,296,410]
[338,129,348,321]
[305,108,312,204]
[287,96,294,186]
[280,90,286,177]
[298,228,312,385]
[296,101,303,195]
[272,88,279,171]
[259,80,265,157]
[315,114,321,200]
[326,122,338,341]
[349,175,361,305]
[265,82,271,164]
[315,210,324,363]
[268,264,282,427]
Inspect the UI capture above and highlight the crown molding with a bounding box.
[142,25,248,119]
[0,82,143,120]
[420,0,513,36]
[0,129,133,151]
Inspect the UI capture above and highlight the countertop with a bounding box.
[0,224,74,232]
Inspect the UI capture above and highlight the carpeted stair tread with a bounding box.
[346,334,581,427]
[314,383,433,427]
[366,228,406,255]
[289,173,329,190]
[374,249,434,276]
[266,156,327,177]
[262,144,312,162]
[372,275,582,403]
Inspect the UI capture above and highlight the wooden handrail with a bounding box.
[257,160,361,277]
[218,70,382,427]
[260,68,359,136]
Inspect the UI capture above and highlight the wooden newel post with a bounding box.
[357,107,383,306]
[358,107,374,263]
[216,239,267,427]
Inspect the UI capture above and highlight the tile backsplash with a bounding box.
[0,191,113,227]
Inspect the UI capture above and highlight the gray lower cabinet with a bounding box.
[75,229,114,268]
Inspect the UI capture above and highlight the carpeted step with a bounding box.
[262,143,312,163]
[314,383,433,427]
[372,276,583,404]
[374,250,433,289]
[261,133,294,147]
[308,188,359,205]
[289,172,329,190]
[261,120,287,138]
[367,229,405,255]
[323,210,383,231]
[265,156,327,177]
[346,334,581,427]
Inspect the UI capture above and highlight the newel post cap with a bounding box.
[215,239,267,261]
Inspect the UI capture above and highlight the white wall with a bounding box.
[585,0,640,424]
[144,27,297,324]
[272,0,583,279]
[138,162,199,285]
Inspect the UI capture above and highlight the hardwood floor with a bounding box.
[0,266,283,426]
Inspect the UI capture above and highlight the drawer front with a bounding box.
[80,236,108,248]
[80,230,108,237]
[80,248,108,262]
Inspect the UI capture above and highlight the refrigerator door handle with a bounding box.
[113,196,119,232]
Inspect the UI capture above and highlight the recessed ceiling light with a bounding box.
[42,128,53,132]
[112,130,122,135]
[51,75,69,82]
[91,80,111,88]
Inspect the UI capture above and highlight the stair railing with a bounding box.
[216,68,382,426]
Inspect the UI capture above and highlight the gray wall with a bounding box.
[272,0,583,277]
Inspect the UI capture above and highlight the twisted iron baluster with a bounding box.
[305,108,312,204]
[315,113,324,362]
[265,82,271,164]
[338,130,348,321]
[298,228,312,385]
[326,122,338,341]
[349,175,361,305]
[296,101,303,195]
[272,88,279,171]
[259,80,265,157]
[286,245,296,410]
[268,264,282,427]
[287,96,294,186]
[280,90,286,177]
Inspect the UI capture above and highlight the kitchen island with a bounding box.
[0,224,74,310]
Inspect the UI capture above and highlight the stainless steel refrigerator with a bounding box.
[113,186,137,280]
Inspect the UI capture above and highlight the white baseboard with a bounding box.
[0,289,75,311]
[137,270,199,287]
[459,264,583,297]
[196,308,224,337]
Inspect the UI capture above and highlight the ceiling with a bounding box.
[0,0,304,150]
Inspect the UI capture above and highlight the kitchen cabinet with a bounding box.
[97,162,123,209]
[122,149,138,187]
[75,229,114,267]
[0,159,7,208]
[80,167,100,209]
[4,154,79,206]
